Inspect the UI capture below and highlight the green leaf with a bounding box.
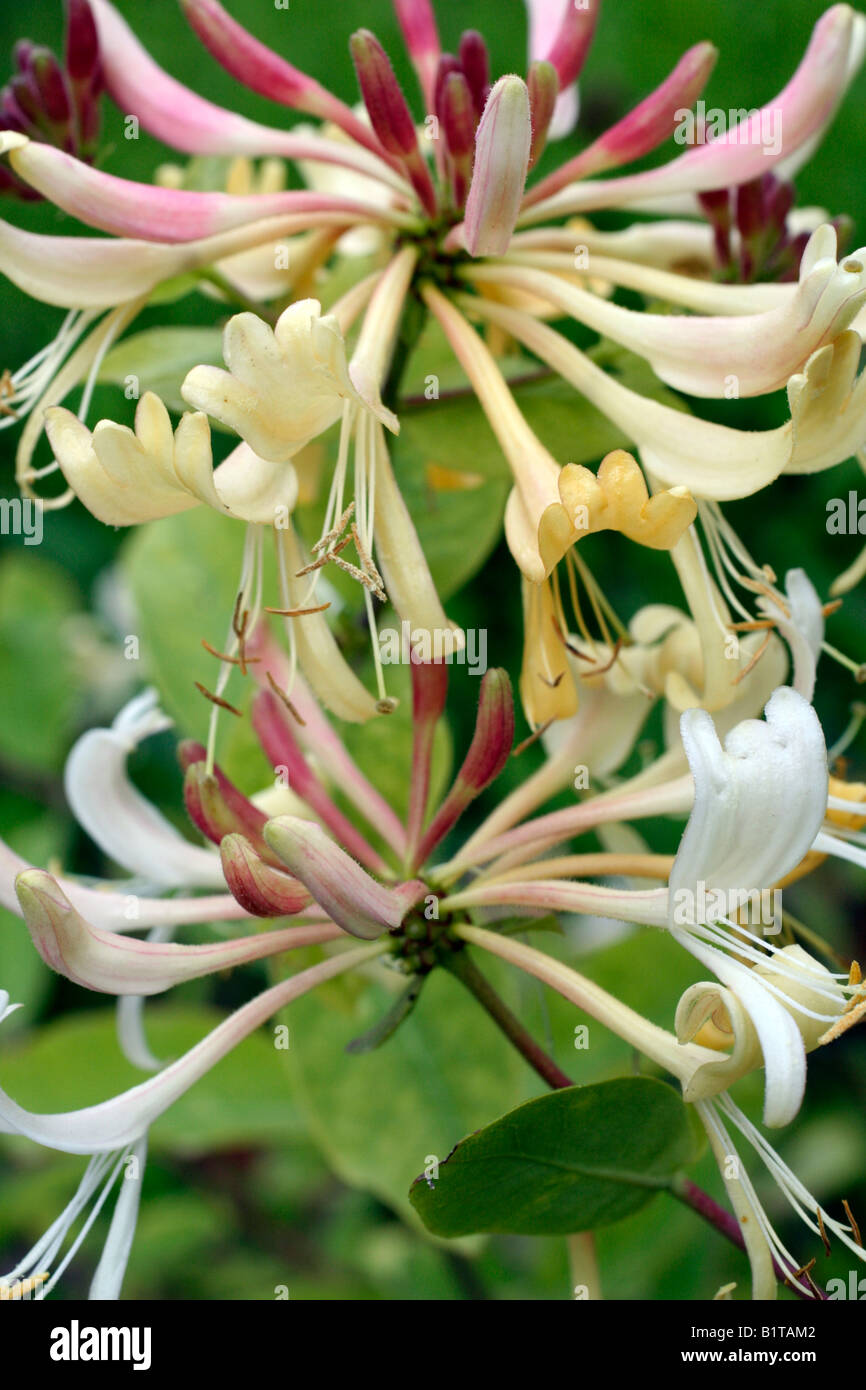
[122,508,273,779]
[0,1005,302,1156]
[0,552,82,772]
[99,326,224,416]
[409,1077,695,1237]
[278,961,535,1222]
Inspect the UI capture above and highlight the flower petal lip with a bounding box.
[14,869,332,996]
[465,76,532,257]
[181,299,364,464]
[673,930,807,1129]
[670,686,828,922]
[264,816,424,940]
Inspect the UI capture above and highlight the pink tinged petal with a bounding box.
[63,692,225,890]
[87,0,404,190]
[392,0,441,111]
[264,817,423,940]
[525,41,718,206]
[414,670,514,867]
[350,30,437,218]
[2,137,401,243]
[14,869,332,996]
[458,31,491,118]
[252,690,390,877]
[475,237,866,398]
[533,0,599,86]
[0,942,384,1152]
[533,0,599,134]
[670,687,828,922]
[0,830,251,933]
[527,61,559,169]
[406,659,450,856]
[444,877,669,924]
[178,0,397,168]
[248,633,408,856]
[219,834,314,918]
[523,5,859,221]
[465,76,532,256]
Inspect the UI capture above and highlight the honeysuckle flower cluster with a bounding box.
[1,0,865,1304]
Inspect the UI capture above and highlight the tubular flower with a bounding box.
[0,1,863,729]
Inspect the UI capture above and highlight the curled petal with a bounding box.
[474,230,866,397]
[755,569,824,703]
[556,450,696,549]
[522,5,864,221]
[670,687,828,923]
[63,689,225,889]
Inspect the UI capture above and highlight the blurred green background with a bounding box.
[0,0,865,1301]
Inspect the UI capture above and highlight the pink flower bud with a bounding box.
[458,30,490,117]
[219,834,311,917]
[183,757,277,867]
[413,669,514,865]
[441,71,476,207]
[350,28,438,216]
[65,0,100,87]
[264,817,424,940]
[464,75,532,256]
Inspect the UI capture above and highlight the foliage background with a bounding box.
[0,0,864,1300]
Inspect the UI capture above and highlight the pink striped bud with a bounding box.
[351,28,417,157]
[264,817,425,940]
[350,28,437,216]
[527,60,558,168]
[219,833,311,917]
[413,669,514,865]
[458,30,490,117]
[465,75,532,256]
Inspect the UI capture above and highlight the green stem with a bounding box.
[442,948,574,1090]
[381,292,427,414]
